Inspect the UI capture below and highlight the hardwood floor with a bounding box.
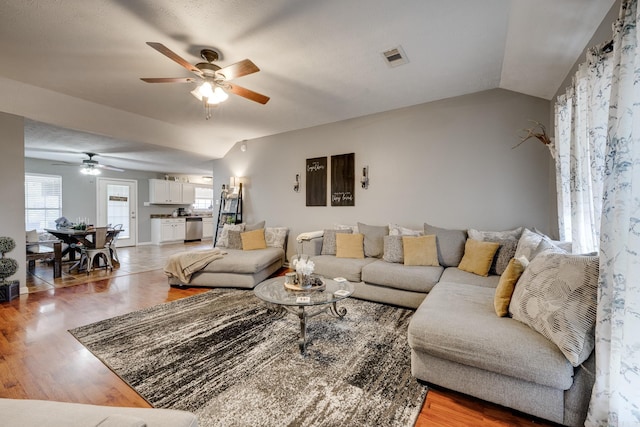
[4,242,557,426]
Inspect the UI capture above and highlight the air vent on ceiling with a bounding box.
[382,46,409,68]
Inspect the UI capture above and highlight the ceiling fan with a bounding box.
[141,42,270,119]
[54,152,125,175]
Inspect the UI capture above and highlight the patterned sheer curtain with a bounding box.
[554,46,611,254]
[586,0,640,424]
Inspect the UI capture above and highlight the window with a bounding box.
[193,186,214,211]
[25,173,62,232]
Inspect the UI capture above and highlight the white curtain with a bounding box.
[554,47,611,253]
[586,0,640,425]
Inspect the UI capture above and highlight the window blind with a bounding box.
[25,173,62,232]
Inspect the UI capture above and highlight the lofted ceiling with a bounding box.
[0,0,615,174]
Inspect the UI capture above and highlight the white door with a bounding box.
[97,178,137,247]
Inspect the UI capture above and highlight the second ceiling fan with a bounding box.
[141,42,270,119]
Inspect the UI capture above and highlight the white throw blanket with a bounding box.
[164,248,226,283]
[296,230,324,243]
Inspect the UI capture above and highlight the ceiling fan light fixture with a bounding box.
[81,166,101,175]
[191,83,228,104]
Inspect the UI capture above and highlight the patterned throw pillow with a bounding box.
[227,230,243,250]
[388,223,422,236]
[468,227,523,241]
[509,252,599,366]
[321,229,352,255]
[265,227,288,249]
[487,239,518,275]
[383,236,404,263]
[216,223,245,248]
[514,228,543,261]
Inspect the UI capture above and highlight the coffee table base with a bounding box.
[278,302,347,354]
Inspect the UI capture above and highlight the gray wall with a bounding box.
[24,159,193,243]
[0,112,27,291]
[552,0,622,105]
[213,88,552,261]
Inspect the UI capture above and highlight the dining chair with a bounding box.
[80,227,113,274]
[108,224,123,263]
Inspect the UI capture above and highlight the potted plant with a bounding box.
[0,236,19,302]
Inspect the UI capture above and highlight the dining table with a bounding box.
[44,227,122,271]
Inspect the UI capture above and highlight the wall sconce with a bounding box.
[229,176,243,194]
[240,141,247,152]
[294,174,300,192]
[361,166,369,189]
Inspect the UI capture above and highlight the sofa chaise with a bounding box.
[297,222,597,426]
[167,223,288,289]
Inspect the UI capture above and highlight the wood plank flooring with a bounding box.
[4,242,557,426]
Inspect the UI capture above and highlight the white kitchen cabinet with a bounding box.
[202,217,214,239]
[181,183,196,204]
[149,179,183,204]
[151,218,186,244]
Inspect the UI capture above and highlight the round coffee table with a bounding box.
[254,276,354,354]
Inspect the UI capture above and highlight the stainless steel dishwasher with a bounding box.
[185,217,203,242]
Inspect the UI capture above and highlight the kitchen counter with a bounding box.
[150,214,213,219]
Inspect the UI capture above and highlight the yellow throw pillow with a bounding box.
[241,228,267,251]
[336,233,365,259]
[494,258,525,317]
[402,235,439,266]
[458,239,500,276]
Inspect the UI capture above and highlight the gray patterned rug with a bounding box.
[69,289,427,426]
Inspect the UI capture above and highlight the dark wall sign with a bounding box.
[306,156,327,206]
[331,153,355,207]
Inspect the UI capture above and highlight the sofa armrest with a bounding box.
[296,236,323,257]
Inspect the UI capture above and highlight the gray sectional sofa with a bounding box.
[0,398,197,427]
[297,223,596,426]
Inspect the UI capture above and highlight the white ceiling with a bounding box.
[0,0,614,174]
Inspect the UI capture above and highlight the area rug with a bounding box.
[69,289,427,426]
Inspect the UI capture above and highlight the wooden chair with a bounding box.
[26,240,62,278]
[79,227,113,274]
[108,224,123,263]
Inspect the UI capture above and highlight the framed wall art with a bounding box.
[331,153,355,207]
[306,156,327,206]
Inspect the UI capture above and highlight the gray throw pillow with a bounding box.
[321,229,352,255]
[423,223,467,267]
[383,235,404,263]
[244,220,266,231]
[227,230,243,250]
[357,222,389,258]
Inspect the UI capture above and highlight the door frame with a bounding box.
[96,177,138,247]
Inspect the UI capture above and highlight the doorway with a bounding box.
[97,178,137,247]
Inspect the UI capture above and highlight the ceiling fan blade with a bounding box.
[217,59,259,80]
[51,162,78,166]
[146,42,203,77]
[140,77,196,83]
[98,164,125,172]
[227,83,270,105]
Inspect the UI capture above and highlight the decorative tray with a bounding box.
[284,277,326,292]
